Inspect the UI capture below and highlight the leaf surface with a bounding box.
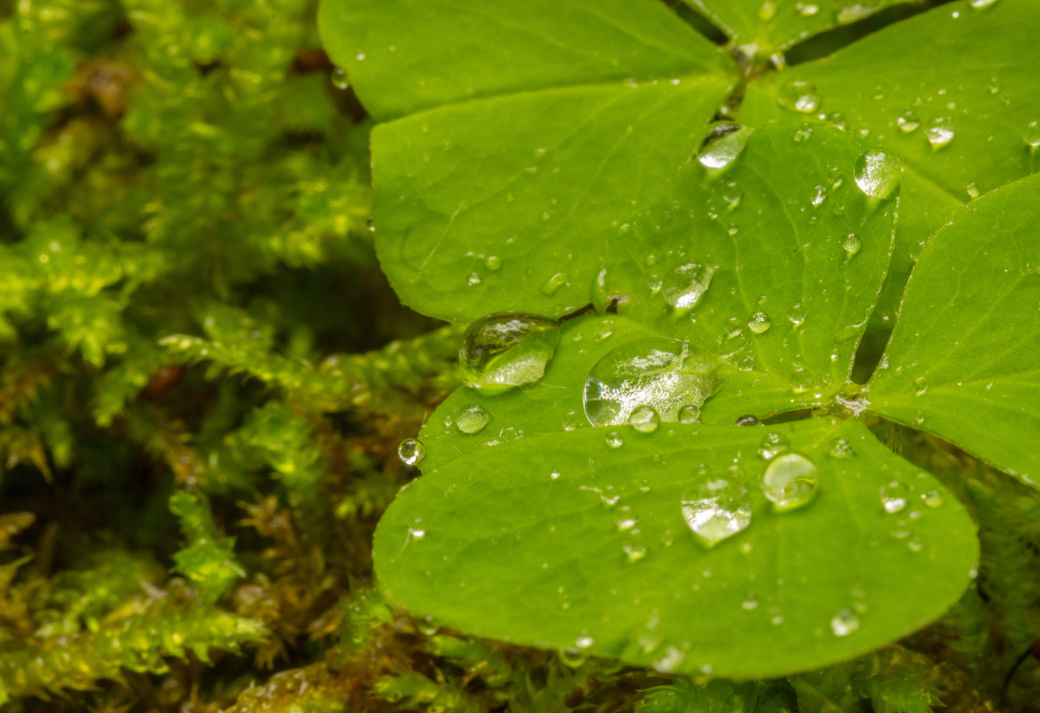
[319,0,732,121]
[377,417,977,678]
[739,0,1040,326]
[866,173,1040,489]
[681,0,917,52]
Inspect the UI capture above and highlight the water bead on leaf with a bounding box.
[880,480,909,513]
[459,313,560,394]
[926,124,955,150]
[761,453,819,511]
[854,150,901,199]
[681,478,752,548]
[758,432,789,459]
[842,232,862,258]
[398,438,425,466]
[583,339,719,428]
[663,264,715,314]
[697,125,752,174]
[678,404,701,424]
[331,67,349,90]
[455,404,491,434]
[777,80,820,114]
[830,608,860,636]
[628,405,660,433]
[748,312,772,334]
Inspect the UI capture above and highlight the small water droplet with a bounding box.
[748,312,772,334]
[606,431,625,448]
[468,272,482,286]
[908,539,924,552]
[759,1,776,20]
[926,123,955,150]
[460,313,560,393]
[836,1,878,23]
[331,67,349,89]
[828,438,854,458]
[897,111,920,133]
[759,432,790,459]
[455,405,491,434]
[854,150,901,199]
[652,647,686,673]
[678,404,701,424]
[616,515,639,531]
[742,593,760,610]
[562,410,583,431]
[407,526,426,540]
[922,489,944,508]
[880,480,909,513]
[398,439,426,466]
[485,255,502,271]
[550,470,561,480]
[970,0,999,8]
[966,183,980,200]
[624,543,648,563]
[681,478,752,548]
[794,124,813,142]
[628,405,660,433]
[559,648,586,667]
[663,263,715,314]
[796,2,819,15]
[778,81,820,113]
[843,232,862,258]
[787,303,806,328]
[541,273,567,296]
[1024,123,1040,152]
[736,414,759,426]
[584,339,718,427]
[698,126,752,173]
[762,453,819,511]
[830,608,860,636]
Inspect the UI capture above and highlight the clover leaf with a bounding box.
[319,0,1039,679]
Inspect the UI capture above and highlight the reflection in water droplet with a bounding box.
[854,150,901,199]
[788,304,806,328]
[663,264,715,314]
[897,112,920,133]
[737,414,760,426]
[605,432,625,448]
[460,313,560,393]
[678,404,701,424]
[880,480,909,513]
[762,454,819,511]
[748,312,772,334]
[628,405,660,433]
[698,126,753,173]
[681,478,752,548]
[843,233,862,258]
[759,432,790,459]
[831,609,860,636]
[455,405,491,434]
[584,339,718,428]
[922,489,944,508]
[562,411,583,431]
[398,439,425,466]
[778,80,820,113]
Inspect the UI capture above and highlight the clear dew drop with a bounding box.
[922,489,944,508]
[541,273,567,296]
[831,608,860,636]
[777,80,820,113]
[787,303,806,328]
[843,232,862,258]
[854,150,901,199]
[663,263,715,314]
[759,432,790,460]
[836,2,878,23]
[398,439,426,466]
[559,648,586,667]
[970,0,999,8]
[759,1,776,20]
[698,126,753,173]
[562,410,583,431]
[584,339,718,428]
[1024,123,1040,152]
[748,312,772,334]
[828,438,855,458]
[681,478,752,548]
[926,124,955,150]
[331,67,349,90]
[605,431,625,448]
[737,414,760,426]
[967,183,980,200]
[455,404,491,435]
[485,255,502,271]
[678,404,702,424]
[897,112,920,133]
[460,313,560,393]
[742,593,760,610]
[762,453,819,511]
[624,543,648,563]
[880,480,910,513]
[628,405,660,433]
[796,2,820,15]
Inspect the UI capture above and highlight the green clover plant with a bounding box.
[319,0,1040,679]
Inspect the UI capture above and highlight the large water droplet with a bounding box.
[748,312,772,334]
[663,264,715,314]
[398,438,426,466]
[854,150,901,199]
[762,453,819,511]
[777,80,820,113]
[830,608,860,636]
[628,405,660,433]
[460,313,560,393]
[698,126,752,173]
[880,480,909,513]
[455,405,491,434]
[681,478,752,548]
[584,339,718,427]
